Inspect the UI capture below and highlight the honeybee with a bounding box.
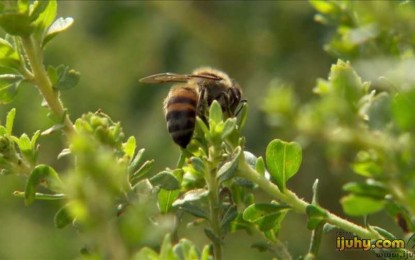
[139,67,243,148]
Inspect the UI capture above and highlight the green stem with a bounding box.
[305,222,324,260]
[20,36,76,137]
[238,159,382,240]
[206,146,222,260]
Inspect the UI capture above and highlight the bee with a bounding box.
[139,67,243,148]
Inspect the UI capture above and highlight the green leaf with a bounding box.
[221,117,237,138]
[217,146,241,183]
[130,159,154,187]
[243,203,290,231]
[0,77,21,104]
[30,0,57,38]
[266,139,302,191]
[150,171,181,191]
[343,181,388,200]
[5,108,16,135]
[200,245,212,260]
[158,189,180,214]
[122,136,136,159]
[306,204,328,230]
[0,38,22,70]
[173,189,209,205]
[0,12,33,36]
[176,202,209,219]
[25,164,63,205]
[391,90,415,132]
[369,226,396,240]
[51,65,80,90]
[341,194,385,216]
[221,205,238,234]
[209,100,223,125]
[133,247,159,260]
[255,156,266,176]
[204,228,222,245]
[190,157,206,174]
[159,234,176,260]
[128,148,145,173]
[173,239,199,260]
[43,17,74,47]
[236,102,248,129]
[54,203,73,229]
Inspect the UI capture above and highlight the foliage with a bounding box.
[0,1,414,260]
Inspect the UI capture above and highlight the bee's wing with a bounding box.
[139,73,192,83]
[140,72,221,84]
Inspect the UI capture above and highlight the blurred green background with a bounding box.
[0,1,408,259]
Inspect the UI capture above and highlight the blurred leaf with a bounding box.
[5,108,16,135]
[370,226,396,240]
[0,39,22,70]
[236,102,248,129]
[150,171,181,191]
[158,188,180,214]
[204,228,222,245]
[122,136,136,159]
[352,150,383,178]
[391,90,415,132]
[43,17,74,47]
[130,159,154,187]
[0,76,21,104]
[0,12,33,36]
[341,194,385,216]
[243,203,290,231]
[25,164,63,205]
[54,203,74,229]
[173,239,199,260]
[221,205,237,234]
[30,0,57,38]
[133,247,159,260]
[50,65,80,90]
[266,139,302,191]
[310,0,337,14]
[306,204,328,230]
[41,124,64,136]
[190,157,206,174]
[128,148,145,173]
[159,234,176,260]
[343,181,388,200]
[255,156,266,176]
[217,146,241,183]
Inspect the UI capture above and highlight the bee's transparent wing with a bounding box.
[140,72,221,84]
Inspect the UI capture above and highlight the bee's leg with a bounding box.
[198,88,208,123]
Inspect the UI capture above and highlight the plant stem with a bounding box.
[238,158,382,240]
[20,36,76,137]
[206,146,222,260]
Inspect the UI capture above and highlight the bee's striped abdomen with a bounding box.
[165,87,198,148]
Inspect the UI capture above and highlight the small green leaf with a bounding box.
[0,38,22,70]
[149,171,181,191]
[391,90,415,132]
[128,148,145,173]
[341,194,385,216]
[122,136,136,159]
[204,228,222,245]
[0,77,22,104]
[158,189,180,214]
[200,245,212,260]
[190,157,206,174]
[176,202,209,219]
[306,204,328,230]
[41,124,64,136]
[0,12,33,36]
[221,205,237,234]
[52,65,80,90]
[25,164,63,205]
[130,159,154,187]
[255,156,266,176]
[266,139,302,191]
[43,17,74,47]
[209,100,223,125]
[173,239,199,260]
[5,108,16,135]
[133,247,159,260]
[217,146,241,183]
[159,234,175,260]
[173,189,209,205]
[221,118,237,138]
[236,102,248,129]
[369,226,396,240]
[243,203,290,231]
[30,0,57,38]
[54,203,73,229]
